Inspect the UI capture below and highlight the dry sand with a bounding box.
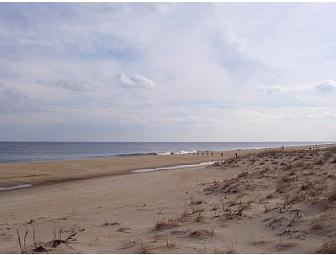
[0,144,336,253]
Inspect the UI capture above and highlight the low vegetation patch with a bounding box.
[16,224,84,253]
[317,241,336,253]
[154,218,179,231]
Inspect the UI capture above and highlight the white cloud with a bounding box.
[314,80,336,94]
[114,73,156,89]
[260,80,336,96]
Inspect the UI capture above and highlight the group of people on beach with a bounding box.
[190,144,321,160]
[309,145,320,150]
[194,152,214,156]
[192,151,240,158]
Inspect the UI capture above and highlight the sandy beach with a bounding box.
[0,149,272,189]
[1,144,336,253]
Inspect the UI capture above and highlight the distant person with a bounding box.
[221,152,223,157]
[235,152,238,158]
[281,146,285,152]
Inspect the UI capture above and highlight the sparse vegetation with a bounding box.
[16,223,84,253]
[190,198,204,206]
[237,171,248,178]
[203,146,336,252]
[188,229,214,239]
[317,240,336,253]
[226,240,236,253]
[154,217,179,231]
[264,204,272,213]
[327,185,336,202]
[138,239,151,254]
[310,217,325,231]
[314,159,324,165]
[195,212,203,222]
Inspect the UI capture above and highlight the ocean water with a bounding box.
[0,142,327,163]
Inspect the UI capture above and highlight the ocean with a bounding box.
[0,141,328,164]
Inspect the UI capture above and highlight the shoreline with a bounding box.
[0,143,334,191]
[0,141,331,165]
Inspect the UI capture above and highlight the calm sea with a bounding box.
[0,142,327,163]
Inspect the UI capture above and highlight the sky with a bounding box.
[0,3,336,142]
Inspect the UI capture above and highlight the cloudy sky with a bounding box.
[0,3,336,142]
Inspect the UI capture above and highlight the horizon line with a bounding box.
[0,141,333,143]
